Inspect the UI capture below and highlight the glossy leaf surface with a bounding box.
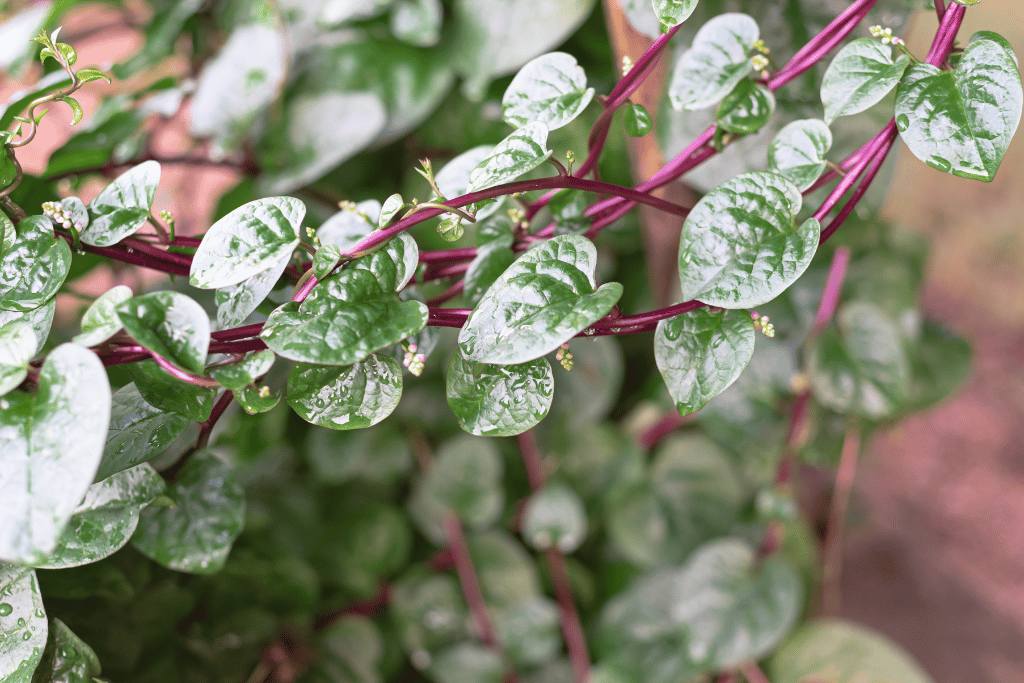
[0,344,111,563]
[215,252,291,329]
[668,13,758,111]
[502,52,595,130]
[677,172,819,308]
[446,350,554,436]
[0,564,47,683]
[716,79,775,134]
[131,451,245,574]
[81,161,160,247]
[30,618,101,683]
[127,360,216,422]
[0,216,72,313]
[464,240,516,307]
[459,235,623,365]
[654,0,699,32]
[895,38,1023,181]
[287,354,403,430]
[209,349,275,390]
[655,308,756,417]
[466,121,553,193]
[72,285,132,347]
[116,291,211,374]
[190,197,305,289]
[767,119,833,191]
[820,38,911,124]
[0,321,35,396]
[96,383,190,482]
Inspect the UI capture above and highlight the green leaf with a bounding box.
[0,344,111,563]
[904,321,971,413]
[287,354,403,430]
[0,213,14,253]
[820,38,911,125]
[715,79,775,134]
[116,291,211,374]
[311,616,385,683]
[391,569,470,659]
[72,284,133,347]
[502,52,595,131]
[768,620,934,683]
[127,360,217,422]
[306,424,412,485]
[0,322,36,396]
[459,235,623,365]
[435,146,494,200]
[624,102,653,137]
[113,0,204,77]
[598,538,802,676]
[261,268,428,365]
[408,435,504,543]
[31,618,102,683]
[437,215,464,242]
[605,484,674,567]
[190,197,305,289]
[43,108,145,179]
[766,119,833,191]
[522,481,587,553]
[131,450,245,574]
[209,349,275,390]
[236,385,280,415]
[189,24,287,145]
[895,38,1023,181]
[74,68,110,84]
[677,171,819,308]
[34,464,165,569]
[95,382,191,482]
[449,0,595,100]
[466,121,553,193]
[668,13,758,111]
[465,241,516,307]
[81,161,160,247]
[446,350,554,436]
[0,564,47,683]
[493,597,561,666]
[653,0,699,32]
[0,216,72,312]
[58,96,83,126]
[390,0,443,47]
[808,302,910,419]
[0,300,54,356]
[346,232,420,291]
[215,252,291,329]
[379,193,405,228]
[58,198,89,232]
[654,308,756,417]
[467,530,543,607]
[430,642,503,683]
[317,199,381,251]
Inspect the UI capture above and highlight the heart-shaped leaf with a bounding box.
[521,481,587,553]
[130,450,245,574]
[0,344,111,563]
[502,52,595,130]
[127,360,217,422]
[668,13,758,111]
[117,291,211,374]
[209,349,276,390]
[435,146,494,200]
[895,37,1022,181]
[0,300,54,357]
[287,354,403,430]
[446,350,554,436]
[0,216,72,312]
[261,268,428,365]
[820,38,911,125]
[466,121,553,193]
[677,171,819,308]
[767,119,833,191]
[0,564,47,683]
[73,284,133,347]
[654,0,699,32]
[81,161,160,247]
[215,252,291,328]
[31,618,101,683]
[347,232,420,291]
[655,308,756,417]
[190,197,305,289]
[0,321,35,396]
[34,464,165,569]
[459,235,623,365]
[96,382,191,482]
[715,79,775,134]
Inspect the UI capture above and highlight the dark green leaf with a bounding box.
[668,14,758,111]
[346,232,419,291]
[261,268,428,365]
[287,354,403,430]
[808,302,910,419]
[96,383,191,482]
[820,38,911,125]
[310,616,384,683]
[716,79,775,134]
[654,308,756,417]
[190,197,305,289]
[35,464,165,569]
[895,38,1022,181]
[502,52,595,130]
[467,530,543,607]
[127,360,217,422]
[113,0,203,77]
[466,121,553,193]
[624,102,653,137]
[215,252,290,329]
[522,482,587,552]
[904,321,971,413]
[31,618,101,683]
[209,350,275,390]
[81,161,160,247]
[116,291,211,374]
[72,284,132,347]
[0,344,111,563]
[306,424,412,485]
[390,570,470,660]
[131,450,245,574]
[768,620,934,683]
[766,119,833,191]
[0,215,72,312]
[0,564,47,683]
[447,350,553,436]
[677,171,819,308]
[605,484,675,567]
[459,235,623,365]
[236,385,280,415]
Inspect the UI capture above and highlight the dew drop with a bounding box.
[17,617,25,626]
[23,632,31,640]
[0,603,12,616]
[896,114,910,131]
[928,156,952,172]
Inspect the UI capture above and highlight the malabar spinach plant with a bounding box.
[0,0,1017,681]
